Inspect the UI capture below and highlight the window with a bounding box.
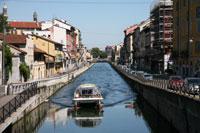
[176,2,179,11]
[196,7,200,18]
[183,0,186,7]
[197,20,200,32]
[195,41,200,52]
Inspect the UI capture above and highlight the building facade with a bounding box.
[150,0,173,73]
[173,0,200,76]
[134,19,151,71]
[32,34,64,77]
[123,25,138,67]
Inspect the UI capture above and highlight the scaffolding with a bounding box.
[150,0,173,73]
[150,0,173,12]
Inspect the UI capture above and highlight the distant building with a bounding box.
[113,43,123,64]
[123,25,138,67]
[105,46,113,60]
[134,19,151,71]
[150,0,173,73]
[173,0,200,76]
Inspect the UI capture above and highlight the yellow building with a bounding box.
[31,34,64,77]
[173,0,200,76]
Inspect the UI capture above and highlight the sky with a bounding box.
[0,0,153,49]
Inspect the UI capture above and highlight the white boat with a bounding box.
[73,84,103,109]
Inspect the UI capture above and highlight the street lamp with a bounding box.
[189,39,193,44]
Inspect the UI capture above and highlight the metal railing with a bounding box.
[117,65,200,99]
[0,83,37,123]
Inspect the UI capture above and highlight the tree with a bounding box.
[91,47,101,58]
[91,47,108,59]
[5,45,12,82]
[99,51,107,59]
[19,63,30,82]
[0,14,13,83]
[0,14,10,32]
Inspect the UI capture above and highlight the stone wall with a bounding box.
[112,64,200,133]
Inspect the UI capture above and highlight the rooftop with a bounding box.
[79,84,97,88]
[124,24,138,35]
[0,33,27,44]
[9,21,41,29]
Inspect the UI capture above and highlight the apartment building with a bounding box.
[150,0,173,73]
[173,0,200,76]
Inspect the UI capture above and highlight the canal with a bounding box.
[7,63,178,133]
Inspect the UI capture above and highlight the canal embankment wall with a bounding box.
[0,64,94,133]
[112,64,200,133]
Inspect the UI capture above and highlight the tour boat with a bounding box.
[73,84,103,109]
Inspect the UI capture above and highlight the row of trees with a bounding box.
[91,47,107,59]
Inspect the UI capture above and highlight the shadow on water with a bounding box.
[132,96,179,133]
[5,63,181,133]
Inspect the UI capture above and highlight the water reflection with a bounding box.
[7,102,50,133]
[124,96,179,133]
[45,104,69,126]
[69,108,103,128]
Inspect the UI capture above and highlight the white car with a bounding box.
[184,78,200,94]
[142,73,153,80]
[130,70,136,75]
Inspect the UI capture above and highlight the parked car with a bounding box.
[130,70,136,75]
[136,71,144,76]
[168,76,184,90]
[194,71,200,77]
[184,78,200,94]
[142,73,153,80]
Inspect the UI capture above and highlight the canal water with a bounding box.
[9,63,178,133]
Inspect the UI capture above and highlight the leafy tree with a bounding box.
[0,14,10,32]
[0,14,13,83]
[5,45,12,82]
[91,47,101,58]
[91,47,108,59]
[99,51,107,59]
[19,63,30,82]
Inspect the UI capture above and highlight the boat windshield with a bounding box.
[81,89,93,95]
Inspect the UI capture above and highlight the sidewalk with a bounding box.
[0,95,16,108]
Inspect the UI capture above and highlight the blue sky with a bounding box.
[0,0,153,49]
